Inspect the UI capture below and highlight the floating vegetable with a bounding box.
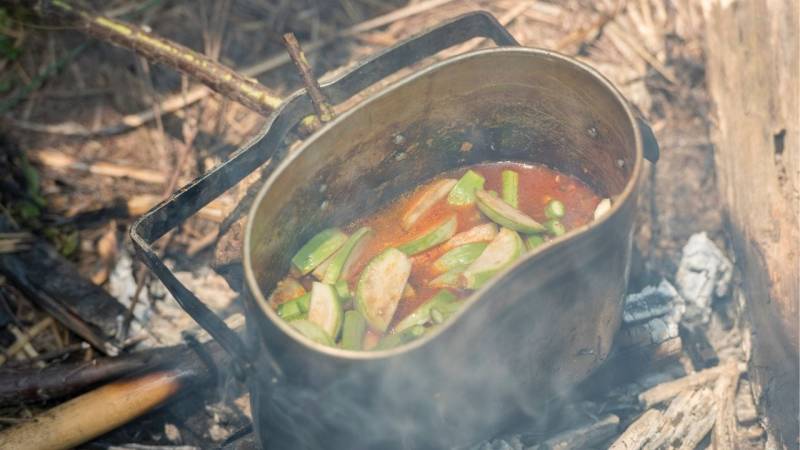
[432,242,488,273]
[397,215,457,255]
[356,248,412,332]
[340,310,368,351]
[402,178,457,230]
[475,190,545,234]
[525,235,545,251]
[447,170,485,205]
[545,219,566,237]
[373,325,426,351]
[291,319,334,346]
[323,227,372,284]
[462,227,523,289]
[395,290,459,331]
[268,277,306,306]
[594,198,611,220]
[308,282,343,339]
[545,199,565,219]
[501,170,519,208]
[277,292,310,320]
[291,228,348,275]
[443,223,498,250]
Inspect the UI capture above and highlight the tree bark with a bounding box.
[702,0,799,447]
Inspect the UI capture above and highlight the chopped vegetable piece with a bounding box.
[277,293,310,319]
[432,242,488,274]
[443,223,498,250]
[545,219,566,237]
[291,319,334,346]
[401,178,457,230]
[429,269,462,289]
[475,190,545,234]
[525,235,545,251]
[277,300,304,321]
[447,170,485,205]
[340,310,367,351]
[545,199,565,219]
[501,170,519,208]
[311,253,335,280]
[394,290,458,331]
[334,279,352,300]
[462,227,523,289]
[291,228,348,275]
[430,308,445,324]
[373,325,425,350]
[594,198,611,220]
[402,284,416,299]
[356,248,412,332]
[322,227,372,284]
[397,215,457,255]
[268,277,306,306]
[308,282,343,339]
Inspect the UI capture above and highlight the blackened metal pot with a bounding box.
[133,12,658,449]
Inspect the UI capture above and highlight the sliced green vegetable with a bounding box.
[356,248,412,332]
[311,253,335,280]
[501,170,519,208]
[462,227,523,289]
[447,170,485,205]
[322,227,372,284]
[308,282,343,339]
[373,324,426,350]
[444,223,498,250]
[397,215,457,255]
[430,308,445,324]
[475,190,545,234]
[429,269,462,289]
[545,219,566,237]
[401,178,457,230]
[276,292,310,319]
[340,310,367,351]
[525,234,545,251]
[291,319,334,346]
[277,300,304,321]
[334,279,352,300]
[291,228,348,275]
[432,242,488,273]
[545,199,565,219]
[394,290,458,332]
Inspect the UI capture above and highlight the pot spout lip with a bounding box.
[243,46,646,360]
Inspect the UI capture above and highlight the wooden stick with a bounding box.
[532,414,620,450]
[712,360,740,449]
[282,33,334,123]
[0,338,229,450]
[15,0,459,137]
[0,317,54,365]
[638,360,744,408]
[608,408,663,450]
[29,149,167,185]
[31,0,282,116]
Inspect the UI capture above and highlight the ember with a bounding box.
[0,1,795,449]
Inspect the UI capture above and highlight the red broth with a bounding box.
[272,162,601,350]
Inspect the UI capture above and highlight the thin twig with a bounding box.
[283,32,335,123]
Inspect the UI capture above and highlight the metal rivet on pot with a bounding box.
[319,184,327,193]
[616,159,625,168]
[588,126,598,138]
[393,133,406,146]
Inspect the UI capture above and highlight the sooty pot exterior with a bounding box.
[243,48,649,449]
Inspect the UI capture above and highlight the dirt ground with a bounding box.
[0,0,757,448]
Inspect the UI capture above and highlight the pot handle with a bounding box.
[131,11,518,374]
[637,117,660,163]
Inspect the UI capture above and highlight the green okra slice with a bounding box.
[462,227,523,290]
[291,228,348,275]
[394,289,459,332]
[356,248,412,332]
[432,242,488,274]
[397,215,457,255]
[475,190,545,234]
[501,170,519,208]
[447,170,486,205]
[340,310,367,351]
[307,282,343,339]
[373,324,426,351]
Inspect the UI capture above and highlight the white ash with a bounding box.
[675,232,733,324]
[618,317,680,349]
[623,279,685,325]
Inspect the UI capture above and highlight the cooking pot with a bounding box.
[132,12,658,449]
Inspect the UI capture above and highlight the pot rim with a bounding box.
[243,46,645,360]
